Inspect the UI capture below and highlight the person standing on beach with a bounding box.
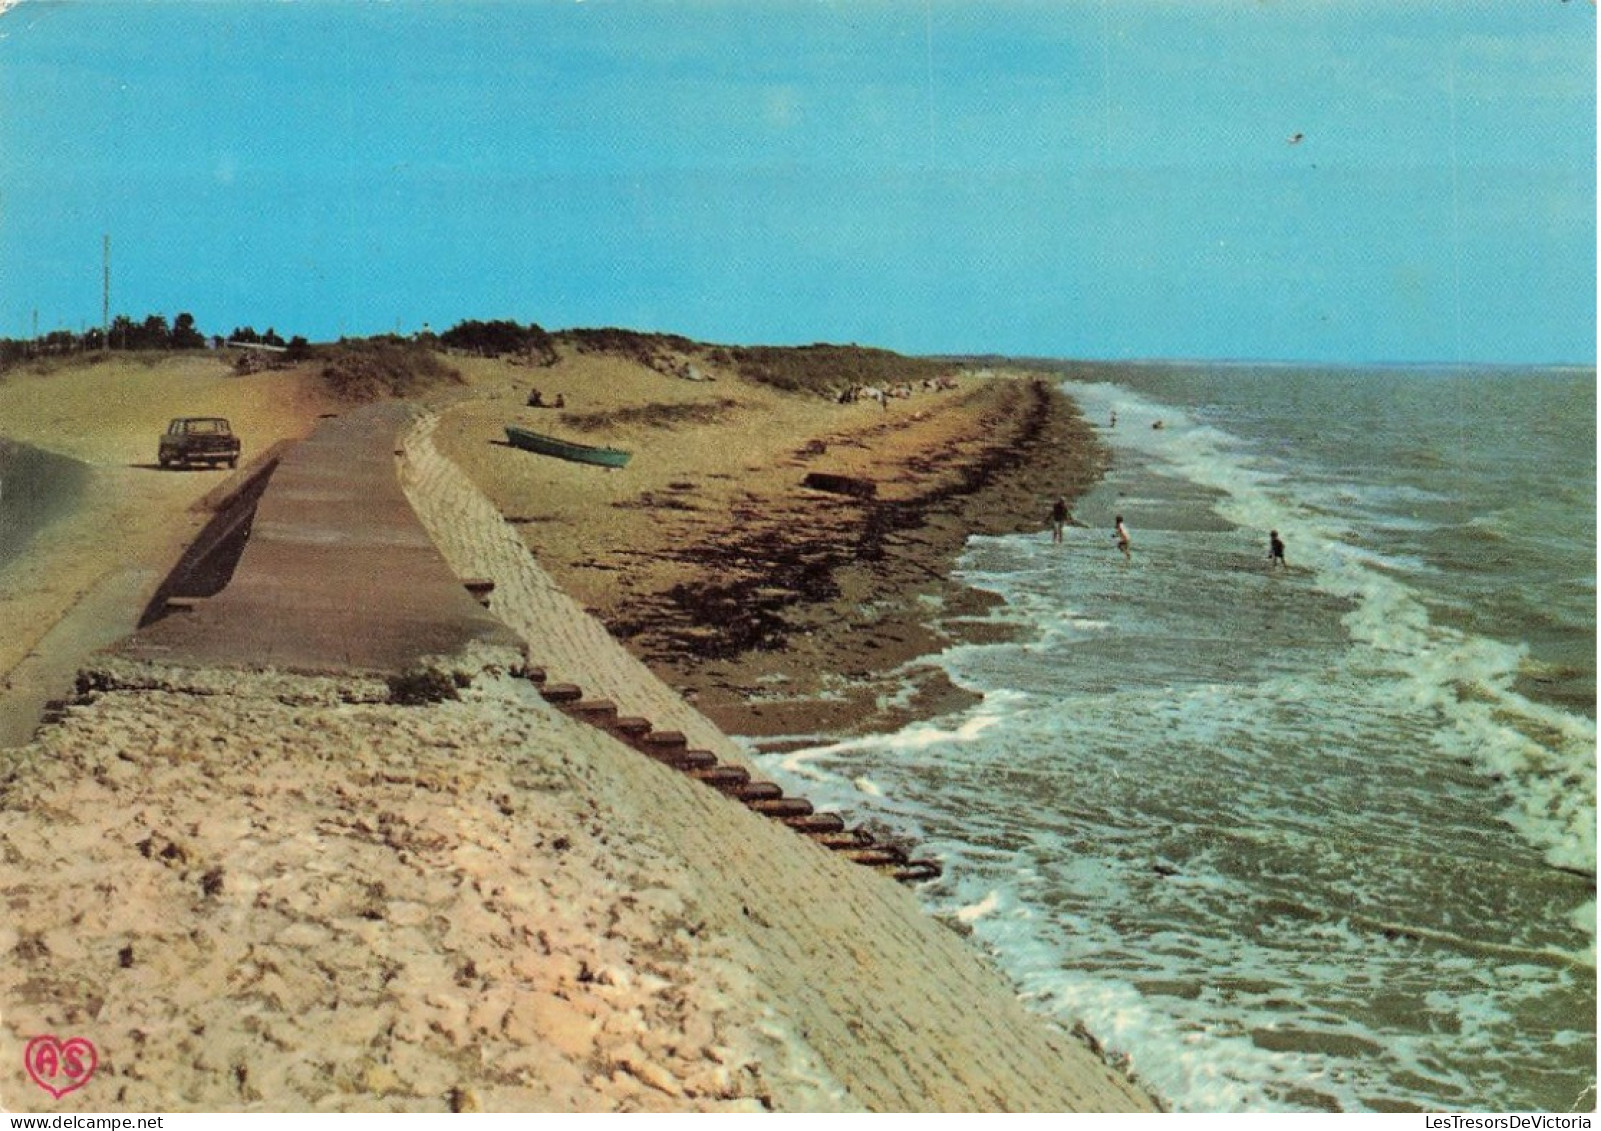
[1115,515,1131,560]
[1269,529,1287,569]
[1051,496,1069,543]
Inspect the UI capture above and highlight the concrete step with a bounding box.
[609,716,653,739]
[689,765,751,788]
[783,812,845,834]
[570,699,619,724]
[640,729,688,752]
[894,860,943,884]
[748,797,814,819]
[839,846,910,868]
[731,781,783,802]
[659,748,717,771]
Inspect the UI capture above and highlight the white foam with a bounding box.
[745,371,1595,1113]
[954,890,1002,924]
[1064,374,1597,878]
[852,776,883,797]
[815,709,1006,756]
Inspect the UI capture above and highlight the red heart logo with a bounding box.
[24,1035,98,1099]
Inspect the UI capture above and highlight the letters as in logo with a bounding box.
[24,1034,99,1099]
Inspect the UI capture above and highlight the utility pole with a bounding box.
[102,234,110,351]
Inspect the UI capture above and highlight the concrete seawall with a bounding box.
[395,411,1157,1111]
[115,403,520,675]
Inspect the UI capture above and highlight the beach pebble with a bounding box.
[684,1062,738,1100]
[275,921,333,949]
[41,926,88,961]
[629,1058,683,1098]
[385,900,431,927]
[361,1062,403,1096]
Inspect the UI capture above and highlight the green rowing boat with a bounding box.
[505,425,632,468]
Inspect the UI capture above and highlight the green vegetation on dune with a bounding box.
[559,327,702,359]
[439,320,558,365]
[316,337,462,402]
[557,328,958,396]
[0,311,961,404]
[711,343,954,395]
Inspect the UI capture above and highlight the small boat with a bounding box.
[504,425,631,468]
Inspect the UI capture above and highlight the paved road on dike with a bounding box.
[117,403,520,675]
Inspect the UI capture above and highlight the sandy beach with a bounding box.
[432,349,1106,739]
[0,344,1152,1112]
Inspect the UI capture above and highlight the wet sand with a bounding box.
[0,347,1152,1112]
[434,352,1106,740]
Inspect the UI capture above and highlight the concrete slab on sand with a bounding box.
[114,402,521,675]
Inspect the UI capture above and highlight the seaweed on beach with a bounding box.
[602,381,1072,665]
[386,667,462,705]
[560,398,739,433]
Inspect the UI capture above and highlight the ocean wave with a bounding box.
[765,369,1596,1113]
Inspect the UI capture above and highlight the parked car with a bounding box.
[158,417,241,469]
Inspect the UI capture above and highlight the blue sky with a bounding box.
[0,0,1593,363]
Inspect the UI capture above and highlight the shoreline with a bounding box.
[0,350,1158,1112]
[685,378,1107,743]
[436,360,1107,743]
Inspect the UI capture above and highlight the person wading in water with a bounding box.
[1051,496,1070,543]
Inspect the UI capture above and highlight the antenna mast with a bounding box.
[102,234,110,351]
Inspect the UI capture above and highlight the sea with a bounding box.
[751,362,1597,1114]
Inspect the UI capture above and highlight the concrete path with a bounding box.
[116,403,520,674]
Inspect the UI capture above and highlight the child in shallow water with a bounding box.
[1115,515,1130,560]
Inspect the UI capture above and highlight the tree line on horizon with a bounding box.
[0,313,558,368]
[0,312,953,401]
[0,311,315,368]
